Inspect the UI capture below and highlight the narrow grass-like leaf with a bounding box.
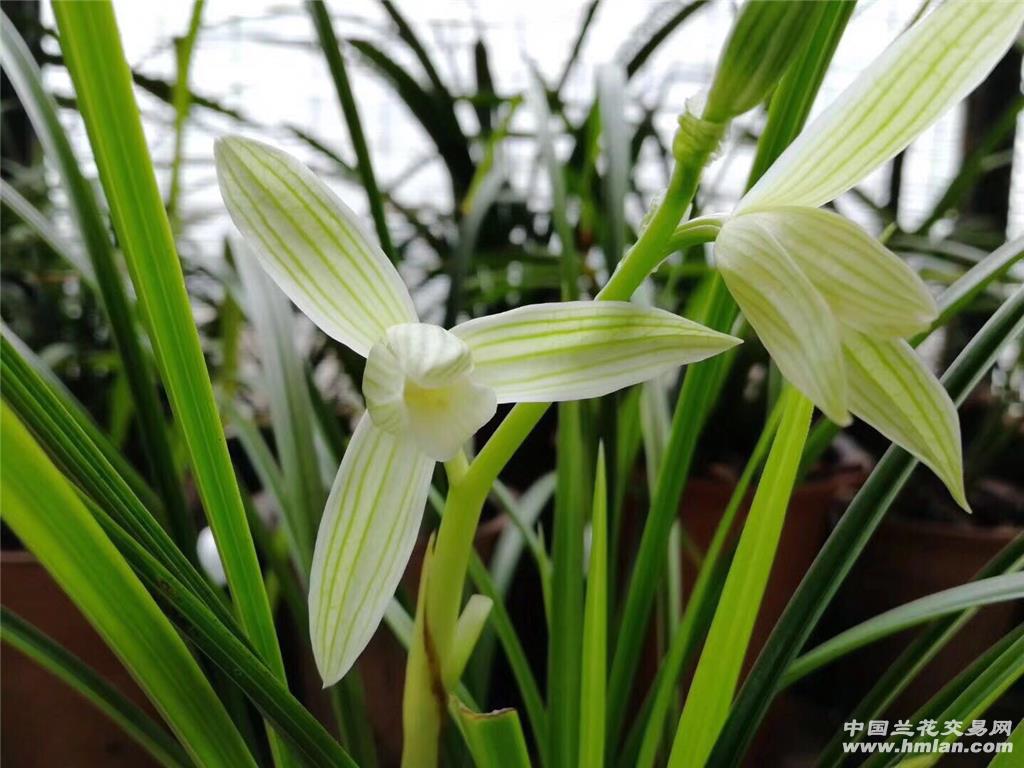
[347,37,474,198]
[532,82,581,301]
[1,9,193,554]
[816,534,1024,765]
[306,0,395,260]
[1,608,192,768]
[80,494,358,768]
[867,630,1024,767]
[632,400,783,768]
[452,698,533,768]
[166,0,204,228]
[597,64,629,272]
[989,719,1024,768]
[0,333,233,630]
[622,1,708,78]
[50,6,293,764]
[2,406,257,768]
[669,389,813,768]
[549,402,587,768]
[578,445,608,768]
[741,0,1024,211]
[784,574,1024,686]
[237,249,321,576]
[2,326,162,514]
[708,285,1024,767]
[0,177,90,282]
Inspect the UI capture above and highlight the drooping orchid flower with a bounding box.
[215,136,740,684]
[712,0,1024,509]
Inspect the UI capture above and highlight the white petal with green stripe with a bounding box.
[309,414,434,686]
[716,215,850,425]
[363,323,497,461]
[842,331,967,510]
[740,0,1024,212]
[744,207,937,338]
[215,136,416,356]
[452,301,740,403]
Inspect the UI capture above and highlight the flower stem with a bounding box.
[401,107,727,764]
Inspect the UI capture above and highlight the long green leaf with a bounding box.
[784,574,1024,686]
[0,332,233,631]
[669,388,813,768]
[548,401,587,768]
[347,37,474,199]
[0,177,90,282]
[50,5,293,764]
[708,284,1024,766]
[237,249,321,576]
[79,495,358,768]
[578,446,608,768]
[817,534,1024,765]
[306,0,395,260]
[1,405,256,768]
[1,608,192,768]
[632,399,784,768]
[453,698,533,768]
[869,628,1024,767]
[0,9,193,554]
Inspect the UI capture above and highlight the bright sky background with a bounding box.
[39,0,1020,265]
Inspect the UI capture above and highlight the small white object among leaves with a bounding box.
[196,526,227,587]
[216,136,741,686]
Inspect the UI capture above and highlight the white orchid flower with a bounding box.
[713,0,1024,509]
[215,136,740,685]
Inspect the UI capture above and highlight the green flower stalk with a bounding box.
[214,136,740,687]
[710,0,1024,510]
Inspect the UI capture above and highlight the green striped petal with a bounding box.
[451,301,740,403]
[740,0,1024,212]
[842,331,967,510]
[742,207,937,338]
[309,415,434,686]
[215,136,416,356]
[716,216,850,426]
[363,324,497,461]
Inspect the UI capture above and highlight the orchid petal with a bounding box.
[309,415,434,686]
[452,302,740,403]
[716,216,850,425]
[363,324,497,461]
[740,0,1024,212]
[744,207,937,337]
[215,136,416,356]
[843,331,967,510]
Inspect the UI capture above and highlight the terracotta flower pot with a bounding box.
[2,551,162,767]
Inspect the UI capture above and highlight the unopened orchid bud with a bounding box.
[703,0,821,122]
